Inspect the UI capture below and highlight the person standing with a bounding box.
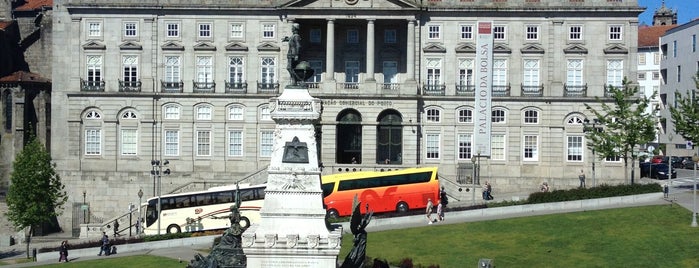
[113,220,119,237]
[98,232,109,256]
[579,169,586,188]
[58,240,69,262]
[425,198,434,224]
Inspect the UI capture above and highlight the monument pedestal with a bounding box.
[242,86,342,267]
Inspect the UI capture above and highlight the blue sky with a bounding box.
[638,0,699,26]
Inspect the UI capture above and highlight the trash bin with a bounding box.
[478,258,493,268]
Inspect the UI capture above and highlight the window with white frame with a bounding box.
[566,59,584,86]
[310,29,322,43]
[230,23,244,39]
[492,108,506,123]
[523,109,539,124]
[260,130,274,157]
[457,133,472,160]
[164,56,181,83]
[122,55,138,82]
[567,136,583,161]
[198,23,212,39]
[121,129,138,156]
[86,55,102,82]
[196,56,213,83]
[166,22,180,38]
[458,58,474,87]
[493,59,507,86]
[345,61,360,83]
[228,105,244,120]
[638,53,646,65]
[652,71,660,80]
[262,24,275,39]
[196,105,212,120]
[164,104,180,120]
[85,129,101,155]
[164,130,179,156]
[428,25,441,39]
[425,107,441,123]
[491,134,505,160]
[606,59,623,87]
[88,22,101,37]
[493,26,506,40]
[566,115,584,125]
[228,130,243,157]
[228,56,245,83]
[196,130,212,156]
[605,154,622,162]
[426,58,442,86]
[653,52,660,65]
[569,25,582,40]
[121,111,137,119]
[309,60,323,83]
[260,106,271,121]
[457,108,473,123]
[347,29,359,44]
[426,133,440,159]
[523,59,540,87]
[124,22,137,38]
[523,135,538,161]
[460,24,473,39]
[260,57,276,84]
[384,29,396,44]
[525,25,539,40]
[608,25,622,41]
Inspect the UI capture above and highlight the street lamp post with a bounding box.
[82,190,86,224]
[583,119,602,187]
[137,189,143,234]
[150,160,170,235]
[471,156,477,205]
[692,154,698,227]
[668,133,673,182]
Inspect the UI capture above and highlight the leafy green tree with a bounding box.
[5,133,67,258]
[669,71,699,153]
[584,78,656,184]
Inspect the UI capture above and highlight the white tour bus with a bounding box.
[143,183,266,234]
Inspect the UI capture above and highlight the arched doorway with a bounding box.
[376,110,403,164]
[336,109,362,164]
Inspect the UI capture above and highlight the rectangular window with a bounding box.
[677,65,681,82]
[428,25,441,39]
[693,35,697,52]
[260,106,271,121]
[608,25,622,41]
[525,25,539,40]
[653,52,661,65]
[198,23,212,38]
[638,72,646,80]
[230,23,244,39]
[228,56,245,83]
[121,129,137,156]
[673,40,677,57]
[260,57,277,84]
[569,25,582,40]
[458,58,474,86]
[124,22,137,37]
[122,55,138,82]
[166,23,179,38]
[86,55,102,82]
[493,26,506,40]
[523,135,538,161]
[460,24,473,39]
[228,130,243,157]
[85,129,101,155]
[426,58,442,86]
[88,22,101,37]
[426,133,440,159]
[347,29,359,44]
[164,130,179,156]
[196,130,211,156]
[309,60,323,83]
[196,56,213,83]
[491,134,505,160]
[567,136,583,161]
[567,59,584,86]
[493,59,507,86]
[164,56,181,83]
[652,71,660,80]
[345,61,360,83]
[523,59,540,86]
[457,133,472,160]
[638,53,646,65]
[384,29,396,44]
[260,131,274,157]
[310,29,322,43]
[606,59,623,87]
[262,24,275,38]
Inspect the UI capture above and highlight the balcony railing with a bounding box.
[118,80,142,92]
[455,84,475,96]
[80,79,105,92]
[225,81,247,94]
[338,82,359,90]
[257,81,279,94]
[521,84,544,97]
[604,84,622,97]
[492,84,511,97]
[564,83,588,97]
[423,84,446,96]
[193,81,216,93]
[307,82,320,89]
[161,80,183,93]
[378,83,400,91]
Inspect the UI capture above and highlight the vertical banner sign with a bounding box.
[474,21,493,156]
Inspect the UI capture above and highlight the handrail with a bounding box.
[438,174,463,202]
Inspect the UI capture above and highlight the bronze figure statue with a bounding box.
[283,23,303,86]
[340,195,373,268]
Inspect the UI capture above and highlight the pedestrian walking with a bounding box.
[98,232,109,256]
[663,183,669,198]
[579,169,586,188]
[58,240,69,262]
[113,220,119,237]
[426,198,434,224]
[436,201,444,222]
[486,181,494,200]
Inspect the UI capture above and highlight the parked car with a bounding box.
[683,157,698,170]
[650,155,664,164]
[639,162,677,179]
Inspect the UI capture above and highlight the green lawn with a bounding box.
[5,205,698,267]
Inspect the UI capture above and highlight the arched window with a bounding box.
[336,109,362,164]
[121,110,138,119]
[164,104,181,120]
[85,109,102,119]
[523,108,539,124]
[196,104,213,120]
[456,107,473,123]
[376,110,403,164]
[228,104,245,121]
[492,108,506,123]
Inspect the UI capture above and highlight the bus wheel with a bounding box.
[239,216,250,228]
[166,224,181,234]
[396,202,409,214]
[327,209,339,219]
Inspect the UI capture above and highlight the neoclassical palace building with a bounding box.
[52,0,643,233]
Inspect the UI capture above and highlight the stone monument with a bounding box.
[241,22,342,267]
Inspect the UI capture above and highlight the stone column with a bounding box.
[325,19,335,82]
[406,19,416,82]
[365,19,375,82]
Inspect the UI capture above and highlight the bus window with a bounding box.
[321,182,335,198]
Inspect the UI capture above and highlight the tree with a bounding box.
[669,71,699,150]
[5,133,67,258]
[584,78,656,184]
